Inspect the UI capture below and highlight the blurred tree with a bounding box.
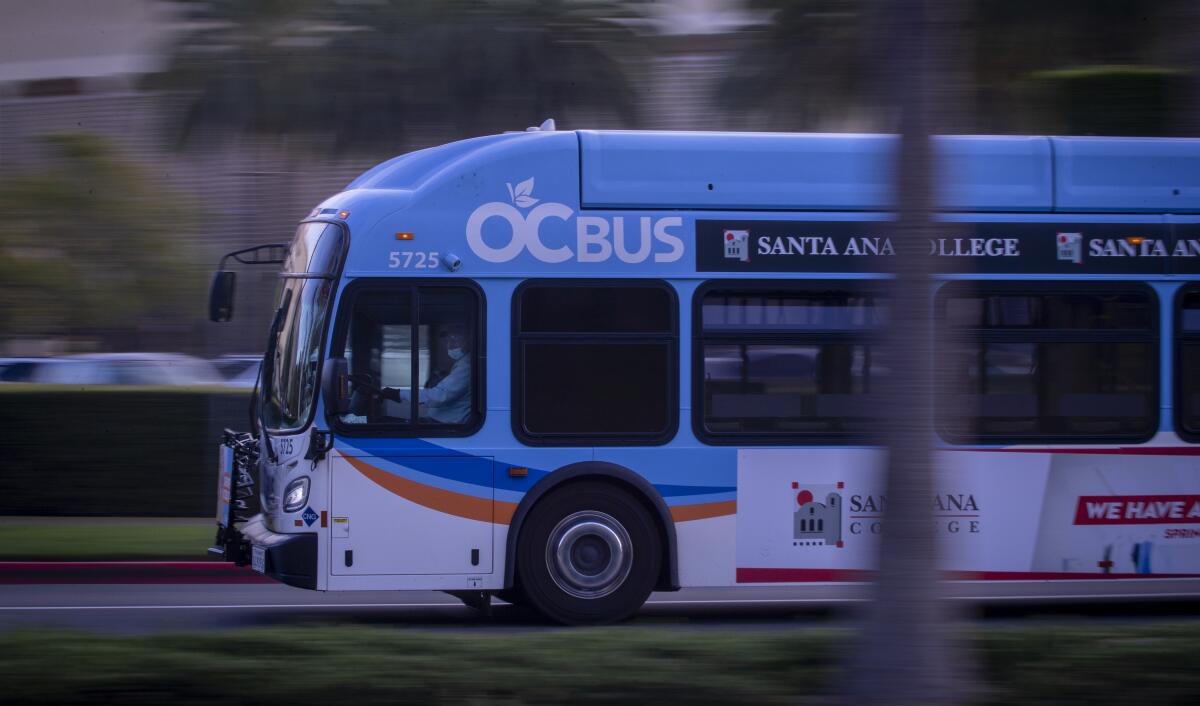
[1024,65,1187,136]
[153,0,647,150]
[0,134,198,349]
[724,0,1196,135]
[971,0,1194,135]
[718,0,876,131]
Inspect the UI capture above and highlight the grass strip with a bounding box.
[0,522,212,560]
[0,624,1197,705]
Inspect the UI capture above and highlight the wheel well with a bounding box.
[504,463,679,592]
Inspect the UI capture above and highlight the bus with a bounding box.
[209,126,1200,624]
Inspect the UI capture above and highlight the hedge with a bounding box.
[1027,64,1190,136]
[0,386,250,516]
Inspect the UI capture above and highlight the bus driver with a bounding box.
[387,325,472,424]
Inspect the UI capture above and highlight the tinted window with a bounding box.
[1177,289,1200,439]
[519,285,672,333]
[514,281,677,444]
[943,292,1151,330]
[283,222,345,275]
[263,223,344,431]
[696,284,885,443]
[703,343,881,435]
[937,283,1156,443]
[1181,291,1200,333]
[522,343,670,434]
[941,341,1154,438]
[701,290,886,331]
[335,284,481,434]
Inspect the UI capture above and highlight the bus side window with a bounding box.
[340,289,416,424]
[332,282,482,435]
[513,280,677,445]
[694,282,886,444]
[1176,287,1200,441]
[416,289,478,427]
[936,282,1157,444]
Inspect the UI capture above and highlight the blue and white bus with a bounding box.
[211,126,1200,623]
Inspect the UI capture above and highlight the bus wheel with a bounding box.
[517,481,661,625]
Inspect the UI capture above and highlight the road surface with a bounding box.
[2,575,1199,633]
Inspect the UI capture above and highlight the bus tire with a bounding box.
[516,481,661,625]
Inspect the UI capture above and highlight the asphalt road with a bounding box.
[2,580,1199,633]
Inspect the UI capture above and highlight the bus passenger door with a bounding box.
[326,281,492,576]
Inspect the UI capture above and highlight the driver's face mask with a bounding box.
[442,329,466,361]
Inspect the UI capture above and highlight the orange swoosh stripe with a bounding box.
[342,455,517,525]
[670,499,737,522]
[343,455,732,525]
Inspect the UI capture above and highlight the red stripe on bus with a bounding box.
[735,568,1200,583]
[944,446,1200,456]
[736,568,875,582]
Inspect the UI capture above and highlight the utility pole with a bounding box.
[847,0,969,704]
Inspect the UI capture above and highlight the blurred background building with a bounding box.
[1,0,1196,357]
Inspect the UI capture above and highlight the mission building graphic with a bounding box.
[792,481,844,548]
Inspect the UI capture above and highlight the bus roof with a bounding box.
[343,130,1200,214]
[325,130,1200,279]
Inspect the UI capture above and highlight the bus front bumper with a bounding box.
[239,515,317,590]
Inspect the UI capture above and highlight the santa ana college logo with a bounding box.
[793,481,844,548]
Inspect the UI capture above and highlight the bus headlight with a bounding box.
[283,477,310,513]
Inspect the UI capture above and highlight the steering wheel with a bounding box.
[347,372,399,402]
[345,372,381,393]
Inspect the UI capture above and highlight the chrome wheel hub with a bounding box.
[545,511,633,599]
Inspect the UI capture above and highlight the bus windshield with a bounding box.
[262,222,345,431]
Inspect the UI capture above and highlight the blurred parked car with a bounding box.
[3,353,224,386]
[0,358,45,383]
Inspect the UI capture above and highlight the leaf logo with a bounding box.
[506,177,539,208]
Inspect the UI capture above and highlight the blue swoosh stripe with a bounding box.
[337,438,736,499]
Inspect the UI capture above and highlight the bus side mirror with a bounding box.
[322,357,350,416]
[209,271,236,322]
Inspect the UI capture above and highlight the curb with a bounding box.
[0,561,273,585]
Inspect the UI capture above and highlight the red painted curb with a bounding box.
[0,561,273,585]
